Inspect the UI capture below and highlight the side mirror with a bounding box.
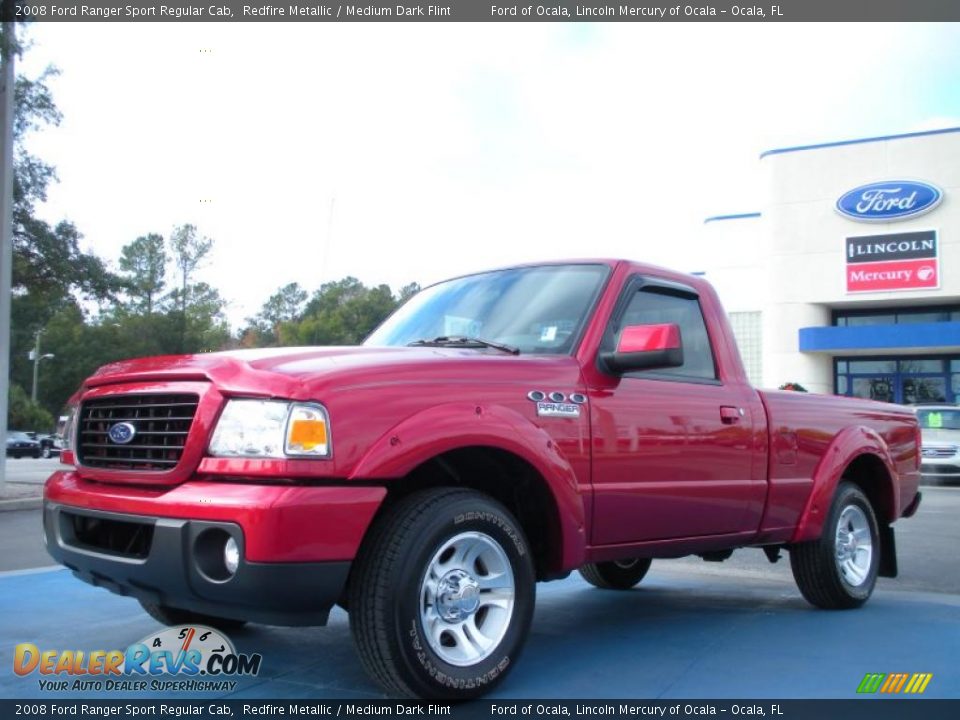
[601,323,684,374]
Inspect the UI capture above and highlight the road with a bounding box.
[2,462,957,699]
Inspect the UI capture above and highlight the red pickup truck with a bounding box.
[45,260,922,699]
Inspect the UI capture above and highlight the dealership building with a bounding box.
[699,126,960,404]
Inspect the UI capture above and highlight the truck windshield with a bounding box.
[365,264,609,355]
[917,409,960,430]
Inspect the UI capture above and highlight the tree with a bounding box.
[291,278,409,346]
[3,37,117,419]
[242,282,307,347]
[398,282,421,303]
[7,384,55,432]
[261,282,307,326]
[239,277,415,349]
[119,233,166,315]
[10,63,116,305]
[167,224,213,352]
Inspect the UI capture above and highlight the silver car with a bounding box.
[916,404,960,484]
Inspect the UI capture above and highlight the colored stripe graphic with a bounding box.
[858,672,932,694]
[858,673,886,693]
[906,674,933,694]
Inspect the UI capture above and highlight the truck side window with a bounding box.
[619,287,718,380]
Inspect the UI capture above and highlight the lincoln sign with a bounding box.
[846,230,939,293]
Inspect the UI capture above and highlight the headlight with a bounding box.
[60,404,79,454]
[208,400,331,459]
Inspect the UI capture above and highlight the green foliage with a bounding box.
[298,278,397,346]
[7,384,55,432]
[242,277,416,349]
[6,49,120,421]
[242,282,307,346]
[119,233,167,315]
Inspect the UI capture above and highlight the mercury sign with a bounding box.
[846,230,939,293]
[836,180,942,222]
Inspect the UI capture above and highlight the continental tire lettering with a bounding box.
[453,512,526,556]
[407,620,510,689]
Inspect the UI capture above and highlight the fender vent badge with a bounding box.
[536,401,581,418]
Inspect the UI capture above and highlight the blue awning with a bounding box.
[799,322,960,353]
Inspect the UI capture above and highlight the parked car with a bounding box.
[915,404,960,483]
[6,431,42,459]
[44,259,922,699]
[23,431,63,459]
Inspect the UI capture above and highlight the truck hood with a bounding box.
[82,345,576,398]
[920,428,960,446]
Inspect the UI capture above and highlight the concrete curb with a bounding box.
[0,496,42,512]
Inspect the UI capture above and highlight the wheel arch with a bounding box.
[791,425,900,543]
[378,446,571,580]
[348,403,587,579]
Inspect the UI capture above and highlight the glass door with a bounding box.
[836,357,958,404]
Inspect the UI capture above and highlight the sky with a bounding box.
[20,21,960,329]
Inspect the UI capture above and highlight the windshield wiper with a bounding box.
[407,336,520,355]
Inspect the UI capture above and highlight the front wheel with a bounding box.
[579,558,652,590]
[349,489,535,699]
[42,446,52,459]
[790,482,880,609]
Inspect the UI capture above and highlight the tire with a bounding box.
[42,446,52,459]
[579,558,652,590]
[138,600,248,631]
[790,481,880,609]
[32,449,41,459]
[349,488,535,699]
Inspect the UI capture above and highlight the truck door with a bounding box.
[589,279,765,545]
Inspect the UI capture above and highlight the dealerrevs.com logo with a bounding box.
[13,625,262,693]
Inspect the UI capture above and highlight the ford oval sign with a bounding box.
[836,180,943,222]
[108,422,136,445]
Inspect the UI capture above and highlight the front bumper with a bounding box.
[43,472,386,626]
[919,462,960,480]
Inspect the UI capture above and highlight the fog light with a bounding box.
[224,537,240,575]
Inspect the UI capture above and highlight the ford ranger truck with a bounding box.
[44,260,923,699]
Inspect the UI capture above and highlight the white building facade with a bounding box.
[701,127,960,404]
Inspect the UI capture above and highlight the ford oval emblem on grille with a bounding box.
[108,422,137,445]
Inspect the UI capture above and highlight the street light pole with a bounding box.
[30,329,54,403]
[0,20,17,491]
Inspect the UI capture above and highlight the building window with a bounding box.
[728,311,762,385]
[835,355,958,405]
[833,305,960,327]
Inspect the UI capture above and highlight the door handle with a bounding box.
[720,406,743,424]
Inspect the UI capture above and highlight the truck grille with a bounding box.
[77,394,199,471]
[921,446,957,459]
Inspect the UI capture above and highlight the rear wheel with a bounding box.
[349,488,535,699]
[139,601,248,631]
[790,482,880,609]
[42,445,52,459]
[579,558,652,590]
